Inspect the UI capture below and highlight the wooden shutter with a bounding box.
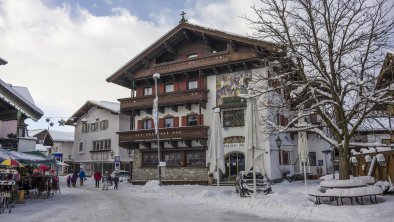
[174,82,179,92]
[180,80,187,90]
[173,117,179,127]
[280,115,285,126]
[181,116,187,127]
[137,120,143,129]
[151,119,154,129]
[159,84,165,94]
[198,115,204,125]
[159,118,165,128]
[136,88,143,97]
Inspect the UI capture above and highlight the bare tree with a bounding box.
[244,0,394,179]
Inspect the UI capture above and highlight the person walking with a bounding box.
[113,174,119,190]
[94,171,102,188]
[79,169,86,186]
[102,171,109,190]
[66,175,71,187]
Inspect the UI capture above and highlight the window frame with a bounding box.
[187,115,198,126]
[142,152,158,166]
[223,109,244,127]
[165,84,174,93]
[187,80,198,90]
[144,87,153,96]
[164,117,174,128]
[143,119,152,129]
[79,141,84,153]
[186,151,206,166]
[309,152,317,166]
[281,150,291,165]
[163,151,183,167]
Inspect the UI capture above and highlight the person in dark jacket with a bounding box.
[79,169,86,186]
[66,175,71,187]
[94,171,102,188]
[72,172,78,187]
[113,174,119,190]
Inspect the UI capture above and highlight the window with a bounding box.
[164,152,182,166]
[165,84,174,93]
[82,123,89,133]
[309,152,317,166]
[142,152,158,166]
[143,119,152,129]
[144,87,152,96]
[281,150,291,165]
[100,120,109,130]
[92,139,111,151]
[91,121,98,132]
[187,151,206,166]
[165,117,173,128]
[223,110,244,127]
[187,115,198,126]
[79,141,84,153]
[188,80,198,89]
[187,53,198,59]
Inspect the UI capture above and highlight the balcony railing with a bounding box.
[119,88,208,110]
[118,126,209,142]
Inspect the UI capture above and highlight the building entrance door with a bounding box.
[224,152,245,181]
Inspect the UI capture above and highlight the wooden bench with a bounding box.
[309,186,383,205]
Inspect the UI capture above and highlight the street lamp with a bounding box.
[153,72,161,186]
[67,152,72,160]
[275,136,282,164]
[110,149,115,159]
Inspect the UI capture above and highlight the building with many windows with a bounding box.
[66,100,133,175]
[106,21,331,184]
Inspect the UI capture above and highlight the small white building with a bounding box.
[66,101,133,176]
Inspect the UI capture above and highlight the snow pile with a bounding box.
[375,181,394,193]
[142,180,161,191]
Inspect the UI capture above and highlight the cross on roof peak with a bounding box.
[179,11,188,24]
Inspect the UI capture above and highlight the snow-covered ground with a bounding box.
[1,177,393,222]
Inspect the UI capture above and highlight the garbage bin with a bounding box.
[17,190,25,204]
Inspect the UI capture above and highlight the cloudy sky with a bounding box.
[0,0,256,132]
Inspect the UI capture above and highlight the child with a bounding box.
[66,175,71,187]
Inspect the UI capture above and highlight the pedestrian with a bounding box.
[94,171,102,188]
[66,175,71,187]
[72,171,78,187]
[102,171,109,190]
[79,169,86,186]
[113,174,119,190]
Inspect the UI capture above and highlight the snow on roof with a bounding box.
[90,100,120,113]
[48,130,74,142]
[0,79,44,120]
[28,129,46,137]
[353,117,394,132]
[35,144,51,152]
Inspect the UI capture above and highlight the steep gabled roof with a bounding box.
[106,22,280,87]
[47,130,74,142]
[65,100,120,125]
[0,79,44,121]
[376,51,394,89]
[0,57,7,65]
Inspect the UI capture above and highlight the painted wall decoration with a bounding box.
[216,71,251,106]
[224,136,245,144]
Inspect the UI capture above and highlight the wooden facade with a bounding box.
[352,150,394,181]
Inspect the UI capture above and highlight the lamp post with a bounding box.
[275,136,282,164]
[153,72,161,186]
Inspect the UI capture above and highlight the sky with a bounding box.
[0,0,256,132]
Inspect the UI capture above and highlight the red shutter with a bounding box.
[151,119,154,129]
[137,120,143,129]
[180,80,187,90]
[159,118,165,128]
[152,86,156,96]
[199,115,204,125]
[181,116,187,127]
[159,84,165,94]
[136,88,143,97]
[284,118,288,126]
[174,82,179,92]
[173,117,179,127]
[280,115,285,126]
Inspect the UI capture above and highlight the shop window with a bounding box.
[223,110,244,127]
[187,151,206,166]
[143,119,152,129]
[144,87,152,96]
[188,80,198,89]
[309,152,317,166]
[187,115,198,126]
[165,84,174,93]
[165,117,173,128]
[164,152,182,166]
[142,152,158,166]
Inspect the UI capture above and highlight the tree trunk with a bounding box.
[338,144,350,180]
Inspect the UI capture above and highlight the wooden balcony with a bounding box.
[119,88,208,111]
[118,126,209,143]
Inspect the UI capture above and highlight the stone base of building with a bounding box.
[128,179,208,185]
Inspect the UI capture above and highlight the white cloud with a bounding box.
[0,0,257,131]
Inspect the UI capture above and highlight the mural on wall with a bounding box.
[224,136,245,144]
[216,71,251,106]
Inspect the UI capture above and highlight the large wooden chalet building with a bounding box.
[107,19,331,184]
